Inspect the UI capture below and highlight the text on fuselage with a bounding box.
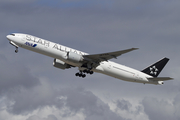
[26,35,50,47]
[26,35,86,55]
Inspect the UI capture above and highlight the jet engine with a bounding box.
[53,59,71,69]
[158,81,164,85]
[66,52,84,63]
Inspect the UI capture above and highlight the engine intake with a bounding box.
[67,52,84,63]
[53,59,71,69]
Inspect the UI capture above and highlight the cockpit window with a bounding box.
[10,33,15,36]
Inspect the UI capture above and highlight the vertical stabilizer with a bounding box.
[141,58,169,77]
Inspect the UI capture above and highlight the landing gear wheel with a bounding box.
[83,70,88,73]
[15,47,18,53]
[75,71,86,78]
[82,74,86,78]
[79,74,82,77]
[75,73,79,76]
[89,71,93,74]
[75,69,93,78]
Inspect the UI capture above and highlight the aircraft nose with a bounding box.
[6,34,15,41]
[6,35,11,40]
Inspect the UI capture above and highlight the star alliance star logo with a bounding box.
[150,66,158,75]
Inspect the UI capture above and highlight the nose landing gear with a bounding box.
[9,41,19,53]
[15,47,18,53]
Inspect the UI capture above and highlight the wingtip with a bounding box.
[169,77,174,80]
[132,48,139,50]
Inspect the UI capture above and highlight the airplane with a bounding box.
[6,33,173,85]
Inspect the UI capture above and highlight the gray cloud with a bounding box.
[114,99,143,119]
[5,80,62,115]
[142,95,180,120]
[116,99,132,111]
[0,54,40,94]
[27,115,58,120]
[0,0,180,120]
[3,79,124,120]
[62,87,124,120]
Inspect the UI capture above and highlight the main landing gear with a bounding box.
[75,70,94,78]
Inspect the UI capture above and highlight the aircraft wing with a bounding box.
[147,77,173,81]
[83,48,138,63]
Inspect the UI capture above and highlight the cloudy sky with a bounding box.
[1,0,180,120]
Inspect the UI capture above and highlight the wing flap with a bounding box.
[147,77,173,81]
[83,48,138,62]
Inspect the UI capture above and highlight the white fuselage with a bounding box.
[7,33,160,85]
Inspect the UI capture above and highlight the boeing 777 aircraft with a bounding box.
[6,33,173,85]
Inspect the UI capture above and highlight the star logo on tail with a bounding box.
[150,66,159,75]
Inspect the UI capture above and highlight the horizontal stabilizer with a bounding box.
[147,77,173,81]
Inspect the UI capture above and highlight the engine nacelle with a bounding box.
[67,52,84,63]
[53,59,71,70]
[158,81,164,85]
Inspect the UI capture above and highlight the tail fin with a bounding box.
[141,58,169,77]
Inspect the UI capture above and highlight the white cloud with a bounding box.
[142,96,179,120]
[0,79,125,120]
[1,0,180,120]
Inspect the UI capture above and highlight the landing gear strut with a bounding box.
[75,70,94,78]
[82,69,93,74]
[9,41,19,53]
